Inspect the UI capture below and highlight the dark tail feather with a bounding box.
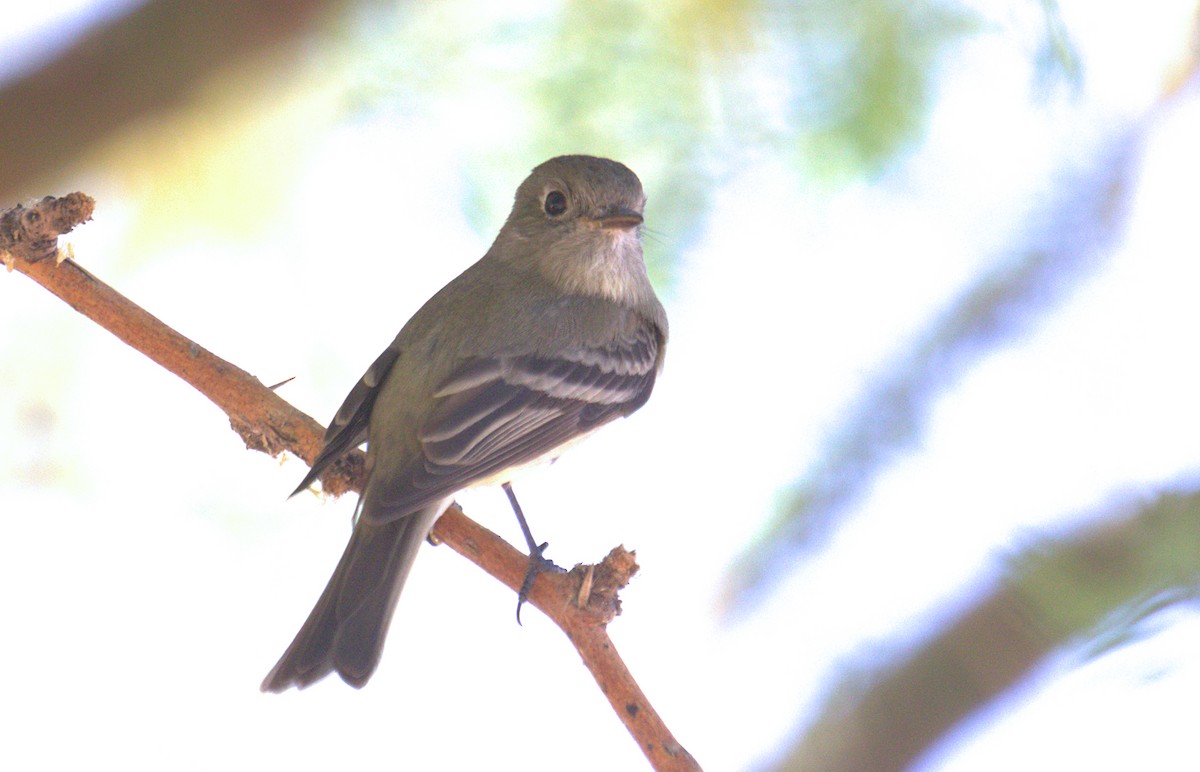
[261,503,443,692]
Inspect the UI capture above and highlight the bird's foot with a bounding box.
[516,541,565,625]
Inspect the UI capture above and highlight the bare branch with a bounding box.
[4,199,698,772]
[0,192,94,262]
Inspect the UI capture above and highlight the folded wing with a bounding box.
[291,346,401,496]
[366,322,662,522]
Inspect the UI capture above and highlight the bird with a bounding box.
[261,155,669,692]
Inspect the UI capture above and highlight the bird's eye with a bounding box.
[543,190,568,216]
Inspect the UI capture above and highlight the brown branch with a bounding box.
[434,517,699,770]
[4,195,699,772]
[0,192,95,262]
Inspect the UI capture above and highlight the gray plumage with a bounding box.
[262,155,668,691]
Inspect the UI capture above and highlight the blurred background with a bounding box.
[2,1,1199,769]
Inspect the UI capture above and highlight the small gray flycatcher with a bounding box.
[262,155,668,692]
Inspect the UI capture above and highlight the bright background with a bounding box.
[2,2,1199,770]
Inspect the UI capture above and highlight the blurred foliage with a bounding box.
[1032,0,1083,97]
[305,0,985,283]
[18,0,1070,292]
[792,0,980,179]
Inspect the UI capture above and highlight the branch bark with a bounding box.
[3,194,699,772]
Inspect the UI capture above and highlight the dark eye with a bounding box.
[543,190,568,216]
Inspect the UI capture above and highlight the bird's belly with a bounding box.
[466,428,600,490]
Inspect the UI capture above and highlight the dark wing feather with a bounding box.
[365,323,661,522]
[291,347,401,496]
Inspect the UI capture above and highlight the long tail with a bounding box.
[261,502,445,692]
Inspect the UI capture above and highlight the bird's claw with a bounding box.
[516,541,565,624]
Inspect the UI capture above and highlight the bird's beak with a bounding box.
[593,206,644,231]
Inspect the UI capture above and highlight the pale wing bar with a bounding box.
[365,325,660,522]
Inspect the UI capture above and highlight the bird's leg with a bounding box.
[502,482,563,624]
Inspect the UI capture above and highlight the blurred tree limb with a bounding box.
[726,14,1200,610]
[1,194,699,772]
[0,0,352,202]
[745,10,1200,767]
[725,126,1142,607]
[775,489,1200,771]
